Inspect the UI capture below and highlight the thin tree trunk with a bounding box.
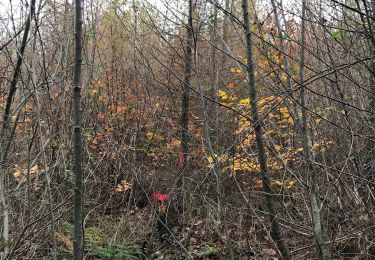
[299,1,330,259]
[196,4,233,257]
[357,0,375,195]
[178,0,194,211]
[221,0,231,72]
[0,0,36,257]
[196,56,234,260]
[241,1,290,259]
[30,20,58,258]
[270,0,300,124]
[73,0,84,258]
[210,3,219,145]
[222,0,231,44]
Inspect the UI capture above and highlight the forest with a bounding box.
[0,0,374,259]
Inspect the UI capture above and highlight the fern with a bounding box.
[88,244,141,259]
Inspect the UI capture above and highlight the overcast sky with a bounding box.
[0,0,298,37]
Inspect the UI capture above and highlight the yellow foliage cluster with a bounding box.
[223,158,260,173]
[212,82,335,190]
[252,178,296,189]
[213,90,306,189]
[217,89,237,107]
[207,154,229,168]
[116,180,132,192]
[230,68,242,73]
[13,164,41,181]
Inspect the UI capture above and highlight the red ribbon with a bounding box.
[152,192,168,202]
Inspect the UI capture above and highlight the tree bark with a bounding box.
[241,0,290,259]
[0,0,36,257]
[299,1,330,259]
[270,0,300,124]
[178,0,194,211]
[73,0,84,258]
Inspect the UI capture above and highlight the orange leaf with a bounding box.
[228,82,235,89]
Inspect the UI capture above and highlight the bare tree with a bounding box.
[298,1,331,259]
[72,0,84,258]
[241,0,290,259]
[0,0,36,257]
[178,0,194,211]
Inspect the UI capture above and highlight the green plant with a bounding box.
[88,244,141,259]
[62,222,105,251]
[197,247,220,258]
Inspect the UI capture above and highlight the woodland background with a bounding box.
[0,0,374,259]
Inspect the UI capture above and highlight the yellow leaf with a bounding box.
[312,142,320,149]
[272,180,283,186]
[97,112,105,121]
[116,105,125,113]
[30,165,39,174]
[246,162,260,171]
[239,98,250,106]
[280,107,289,117]
[217,90,227,98]
[274,144,282,151]
[253,178,263,188]
[286,180,296,188]
[258,97,270,105]
[89,89,97,96]
[170,138,181,147]
[13,164,22,181]
[243,137,250,146]
[116,180,132,192]
[146,132,154,140]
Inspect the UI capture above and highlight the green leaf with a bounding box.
[86,30,96,38]
[281,34,291,40]
[198,247,220,257]
[85,83,93,90]
[83,127,94,135]
[314,108,323,116]
[331,29,342,39]
[89,244,140,260]
[348,152,357,160]
[201,85,213,92]
[208,13,215,23]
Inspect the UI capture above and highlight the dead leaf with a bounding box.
[190,237,198,244]
[263,248,277,256]
[30,165,39,174]
[116,180,132,192]
[228,82,235,89]
[13,164,22,181]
